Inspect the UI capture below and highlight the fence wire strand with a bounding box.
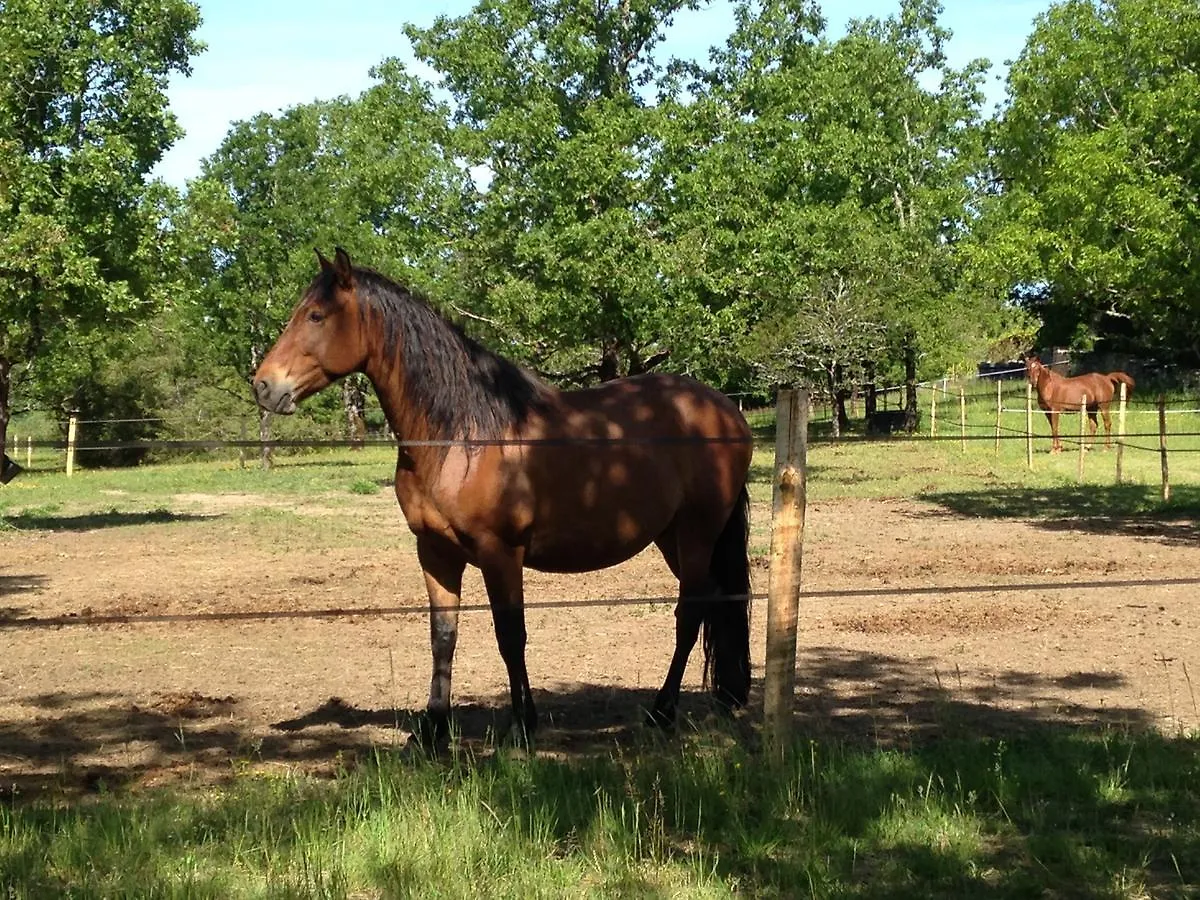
[2,576,1198,631]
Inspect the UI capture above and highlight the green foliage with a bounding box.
[984,0,1200,361]
[173,67,469,453]
[0,0,203,448]
[407,0,708,384]
[662,0,1000,395]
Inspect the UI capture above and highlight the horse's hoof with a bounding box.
[402,731,443,759]
[494,712,536,751]
[505,723,535,752]
[408,712,451,755]
[645,706,676,730]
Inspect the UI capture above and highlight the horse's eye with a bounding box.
[307,310,325,324]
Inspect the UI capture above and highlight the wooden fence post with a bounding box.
[764,388,809,749]
[1077,395,1087,482]
[26,435,32,469]
[66,414,78,478]
[1159,395,1170,502]
[1115,382,1127,484]
[929,386,937,439]
[994,380,1002,456]
[959,386,966,452]
[1025,383,1034,469]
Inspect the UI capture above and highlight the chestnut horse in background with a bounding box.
[1025,356,1136,453]
[253,248,753,746]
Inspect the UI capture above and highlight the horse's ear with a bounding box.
[315,248,333,273]
[332,247,353,290]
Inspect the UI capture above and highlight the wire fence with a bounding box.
[3,576,1198,632]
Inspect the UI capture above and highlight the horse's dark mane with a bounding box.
[331,266,553,442]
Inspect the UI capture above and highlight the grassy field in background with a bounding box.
[2,400,1200,898]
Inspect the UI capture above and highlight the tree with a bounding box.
[179,65,467,463]
[407,0,707,383]
[0,0,202,454]
[985,0,1200,362]
[663,0,995,413]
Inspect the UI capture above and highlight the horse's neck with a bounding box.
[363,361,437,455]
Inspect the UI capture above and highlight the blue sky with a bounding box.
[154,0,1053,187]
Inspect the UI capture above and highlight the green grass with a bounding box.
[0,448,396,521]
[1,730,1197,898]
[3,403,1200,897]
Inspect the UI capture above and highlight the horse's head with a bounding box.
[254,248,369,415]
[1024,354,1047,386]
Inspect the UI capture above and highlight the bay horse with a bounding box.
[1024,355,1135,453]
[253,248,753,745]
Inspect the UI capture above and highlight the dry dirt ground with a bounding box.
[2,492,1199,797]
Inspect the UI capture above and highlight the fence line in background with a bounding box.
[10,430,1200,454]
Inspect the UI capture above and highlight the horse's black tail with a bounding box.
[703,484,752,709]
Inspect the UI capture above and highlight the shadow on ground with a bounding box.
[921,483,1200,546]
[0,574,45,599]
[0,647,1159,801]
[0,510,212,532]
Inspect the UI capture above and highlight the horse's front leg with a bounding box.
[1046,410,1062,453]
[416,534,466,749]
[479,545,537,745]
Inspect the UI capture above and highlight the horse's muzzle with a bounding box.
[254,378,298,415]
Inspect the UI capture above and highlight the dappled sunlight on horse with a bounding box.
[1024,355,1135,454]
[253,248,753,747]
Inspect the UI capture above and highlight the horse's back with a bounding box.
[1038,370,1118,407]
[555,373,751,484]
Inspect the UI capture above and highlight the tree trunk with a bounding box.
[626,347,669,377]
[258,406,273,471]
[342,376,367,450]
[834,365,851,433]
[0,354,10,457]
[827,366,841,441]
[904,341,918,433]
[864,361,878,419]
[598,338,621,383]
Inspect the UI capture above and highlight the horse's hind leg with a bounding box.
[648,524,716,728]
[479,546,537,745]
[1100,405,1112,448]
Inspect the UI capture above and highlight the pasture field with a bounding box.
[2,424,1200,898]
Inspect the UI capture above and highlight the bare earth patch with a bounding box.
[2,495,1199,796]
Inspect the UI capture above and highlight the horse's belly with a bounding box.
[522,476,676,573]
[524,522,658,573]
